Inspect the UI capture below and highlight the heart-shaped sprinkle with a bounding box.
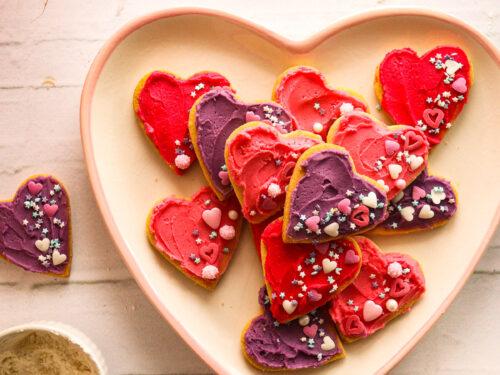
[344,249,360,265]
[385,299,399,312]
[388,164,403,180]
[219,225,236,240]
[412,186,426,200]
[409,155,424,171]
[361,192,378,209]
[307,289,323,302]
[282,300,298,314]
[35,238,50,252]
[430,187,446,204]
[245,111,261,122]
[363,300,383,322]
[399,206,415,222]
[202,207,222,229]
[423,108,444,129]
[444,59,462,75]
[384,139,400,156]
[322,259,337,274]
[43,204,59,217]
[387,261,403,278]
[52,250,67,266]
[452,76,467,93]
[305,216,320,232]
[337,198,352,215]
[218,171,230,186]
[303,324,318,338]
[298,315,310,326]
[199,243,219,264]
[320,336,336,351]
[418,204,435,219]
[28,181,43,195]
[323,222,339,237]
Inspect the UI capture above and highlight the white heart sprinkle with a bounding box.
[361,192,378,209]
[323,222,339,237]
[400,206,415,222]
[298,315,310,327]
[35,238,50,252]
[320,336,336,351]
[282,300,298,314]
[388,164,402,179]
[418,204,435,219]
[445,59,462,75]
[430,188,446,204]
[409,155,424,171]
[322,259,337,274]
[376,179,389,192]
[52,250,67,266]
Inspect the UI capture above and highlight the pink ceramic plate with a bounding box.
[81,8,500,374]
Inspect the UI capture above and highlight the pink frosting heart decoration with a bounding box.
[363,300,383,322]
[28,181,43,195]
[422,108,444,129]
[384,139,400,156]
[202,207,222,229]
[245,111,261,123]
[337,198,352,215]
[451,76,468,94]
[344,249,360,265]
[43,203,59,217]
[305,216,320,232]
[412,186,427,200]
[303,324,319,338]
[199,243,219,264]
[218,171,230,186]
[307,289,323,302]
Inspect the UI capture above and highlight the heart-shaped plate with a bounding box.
[81,8,500,374]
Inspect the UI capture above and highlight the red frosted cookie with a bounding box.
[375,46,472,147]
[261,218,362,323]
[328,112,429,200]
[147,186,242,289]
[250,214,280,260]
[329,236,425,342]
[225,122,322,223]
[273,66,368,139]
[133,70,231,174]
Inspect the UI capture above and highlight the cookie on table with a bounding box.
[0,175,71,276]
[261,218,362,323]
[147,186,242,289]
[225,122,322,223]
[375,46,472,147]
[329,236,425,342]
[242,287,345,371]
[272,66,368,139]
[372,169,458,234]
[283,144,388,244]
[327,112,430,200]
[133,70,231,175]
[189,87,295,200]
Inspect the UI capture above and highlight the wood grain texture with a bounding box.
[0,0,498,374]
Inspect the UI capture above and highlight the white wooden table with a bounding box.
[0,1,498,374]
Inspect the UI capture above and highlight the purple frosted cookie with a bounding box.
[372,169,457,234]
[0,176,71,276]
[189,87,295,200]
[242,287,345,371]
[283,144,388,243]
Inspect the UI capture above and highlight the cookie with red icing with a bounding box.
[375,46,472,147]
[147,186,242,289]
[250,214,280,260]
[133,70,231,175]
[329,236,425,342]
[189,87,295,200]
[283,144,388,243]
[242,287,345,371]
[272,66,368,139]
[327,112,429,200]
[0,175,71,276]
[261,218,362,323]
[372,169,458,234]
[225,122,322,223]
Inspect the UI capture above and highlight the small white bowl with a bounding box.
[0,321,107,374]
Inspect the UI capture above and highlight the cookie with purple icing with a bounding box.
[371,169,458,234]
[0,175,71,276]
[242,287,345,371]
[283,144,388,243]
[189,87,295,200]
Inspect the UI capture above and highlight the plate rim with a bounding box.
[80,7,500,374]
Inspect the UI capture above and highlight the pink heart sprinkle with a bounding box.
[305,216,320,232]
[218,171,230,186]
[451,77,467,94]
[384,139,400,156]
[344,249,360,265]
[307,289,323,302]
[245,111,261,123]
[412,186,426,200]
[27,181,43,195]
[303,324,318,338]
[43,204,59,217]
[337,198,352,215]
[202,207,222,229]
[423,108,444,129]
[314,242,329,255]
[363,300,383,322]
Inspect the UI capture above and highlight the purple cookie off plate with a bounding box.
[0,175,71,276]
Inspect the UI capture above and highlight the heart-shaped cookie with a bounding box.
[375,46,472,147]
[272,66,368,139]
[329,236,425,342]
[190,88,295,200]
[250,214,280,260]
[242,287,345,370]
[372,169,458,234]
[261,218,362,323]
[0,176,71,276]
[225,122,322,223]
[328,112,429,200]
[134,71,231,175]
[283,144,388,243]
[147,186,242,289]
